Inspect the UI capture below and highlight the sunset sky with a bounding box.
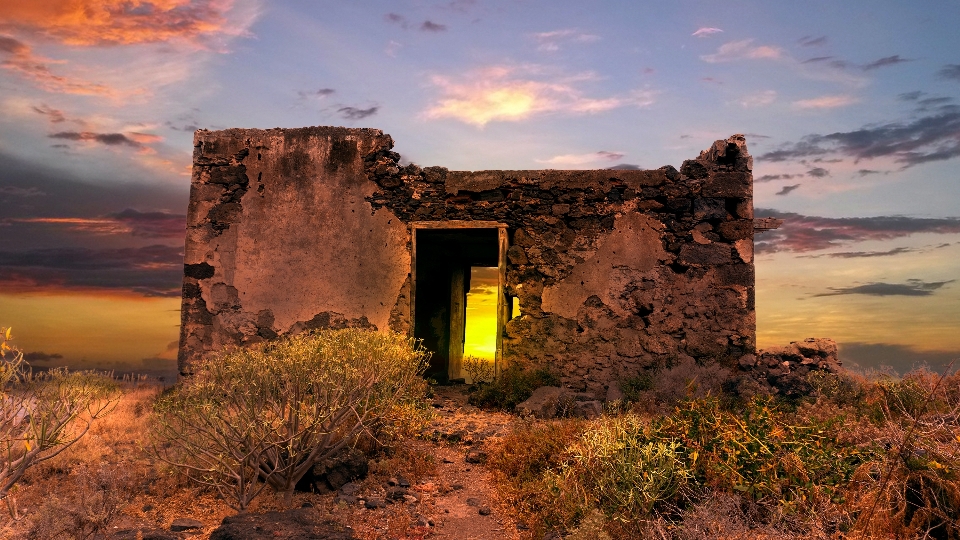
[1,1,958,376]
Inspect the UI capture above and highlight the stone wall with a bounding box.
[179,126,756,398]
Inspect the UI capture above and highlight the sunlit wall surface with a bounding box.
[463,266,498,360]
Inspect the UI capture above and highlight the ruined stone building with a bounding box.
[178,126,762,397]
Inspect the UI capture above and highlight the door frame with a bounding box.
[410,221,509,380]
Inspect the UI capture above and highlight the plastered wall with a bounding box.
[179,126,756,397]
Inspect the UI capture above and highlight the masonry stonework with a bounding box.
[179,126,757,398]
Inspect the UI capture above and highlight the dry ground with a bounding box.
[0,382,528,540]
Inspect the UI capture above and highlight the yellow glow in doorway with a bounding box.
[463,266,498,360]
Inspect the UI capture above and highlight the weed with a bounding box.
[562,415,693,520]
[619,371,654,403]
[468,364,559,410]
[27,463,136,540]
[462,355,495,385]
[565,509,611,540]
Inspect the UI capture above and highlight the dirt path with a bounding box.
[332,385,526,540]
[2,385,528,540]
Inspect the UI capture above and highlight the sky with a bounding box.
[1,0,959,377]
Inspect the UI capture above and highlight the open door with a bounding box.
[411,221,508,383]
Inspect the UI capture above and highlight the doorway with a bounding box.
[412,222,507,383]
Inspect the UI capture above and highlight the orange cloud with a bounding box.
[5,217,133,235]
[6,210,185,238]
[0,1,253,47]
[0,35,117,96]
[424,66,656,126]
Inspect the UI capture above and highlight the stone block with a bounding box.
[679,243,732,266]
[702,172,751,198]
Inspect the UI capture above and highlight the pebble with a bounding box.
[364,498,386,509]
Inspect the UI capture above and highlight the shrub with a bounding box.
[845,367,960,539]
[806,370,867,409]
[651,397,874,510]
[462,355,494,385]
[468,364,559,410]
[562,415,693,520]
[152,329,428,511]
[488,420,587,534]
[0,327,121,506]
[27,463,136,540]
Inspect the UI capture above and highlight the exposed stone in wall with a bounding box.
[362,133,755,397]
[180,127,757,398]
[735,338,841,396]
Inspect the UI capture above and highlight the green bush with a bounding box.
[561,415,693,520]
[152,329,428,511]
[468,364,559,410]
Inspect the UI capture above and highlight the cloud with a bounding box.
[775,183,801,196]
[758,109,960,167]
[608,164,641,170]
[385,13,407,28]
[0,150,188,243]
[793,94,858,109]
[537,150,624,166]
[915,96,955,112]
[807,167,829,177]
[22,351,63,362]
[939,64,960,82]
[384,13,447,33]
[862,54,911,71]
[0,34,117,96]
[31,104,66,123]
[0,244,183,297]
[839,342,960,374]
[812,279,954,298]
[755,173,799,183]
[298,88,335,99]
[0,185,45,197]
[48,131,148,151]
[0,1,259,47]
[109,209,186,237]
[5,209,184,238]
[337,106,379,120]
[385,40,401,57]
[700,39,782,63]
[804,247,916,259]
[858,169,881,176]
[801,53,910,72]
[420,20,447,32]
[532,29,600,51]
[692,27,722,38]
[754,208,960,253]
[739,90,776,108]
[424,65,655,126]
[798,35,827,47]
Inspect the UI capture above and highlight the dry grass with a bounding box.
[1,373,439,539]
[487,367,960,539]
[0,381,233,539]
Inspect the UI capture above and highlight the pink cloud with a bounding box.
[701,39,783,63]
[692,27,723,37]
